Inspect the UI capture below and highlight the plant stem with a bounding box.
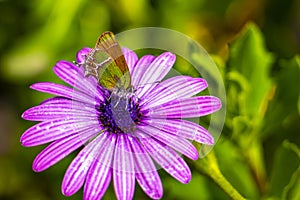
[191,146,246,200]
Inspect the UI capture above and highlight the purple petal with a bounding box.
[137,52,176,98]
[145,118,214,145]
[141,76,208,107]
[137,125,198,160]
[137,131,191,184]
[129,137,163,199]
[40,97,69,105]
[143,96,221,118]
[20,119,100,146]
[131,55,156,87]
[33,126,101,172]
[84,134,116,200]
[53,61,84,84]
[30,82,99,105]
[76,47,91,64]
[62,132,108,196]
[113,134,135,200]
[122,47,138,73]
[84,165,112,200]
[53,61,102,100]
[22,102,97,121]
[139,52,176,84]
[139,76,189,106]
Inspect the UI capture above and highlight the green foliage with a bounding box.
[269,141,300,199]
[0,0,299,200]
[281,141,300,200]
[228,23,274,120]
[264,56,300,138]
[226,23,274,138]
[221,22,299,200]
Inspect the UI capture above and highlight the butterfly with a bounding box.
[83,31,133,97]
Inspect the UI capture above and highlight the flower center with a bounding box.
[97,92,142,134]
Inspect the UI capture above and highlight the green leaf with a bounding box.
[227,22,274,120]
[269,140,300,198]
[282,141,300,200]
[163,172,213,200]
[263,56,300,137]
[296,57,300,116]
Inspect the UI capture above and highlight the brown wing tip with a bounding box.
[100,31,114,37]
[96,31,117,48]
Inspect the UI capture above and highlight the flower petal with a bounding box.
[129,137,163,199]
[113,134,135,200]
[137,52,176,98]
[138,125,198,160]
[40,97,70,105]
[131,55,156,87]
[141,76,208,107]
[33,126,101,172]
[145,118,214,145]
[62,132,108,196]
[53,61,103,100]
[139,52,176,85]
[84,134,117,200]
[30,82,99,105]
[20,119,100,146]
[139,76,190,106]
[76,47,91,64]
[137,131,191,184]
[53,61,84,85]
[143,96,221,118]
[22,102,98,121]
[122,47,138,73]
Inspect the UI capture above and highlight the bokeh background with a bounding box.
[0,0,300,199]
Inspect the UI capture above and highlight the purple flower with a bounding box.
[21,47,221,200]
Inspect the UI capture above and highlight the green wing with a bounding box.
[84,31,131,91]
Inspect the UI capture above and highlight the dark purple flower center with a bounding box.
[97,93,142,134]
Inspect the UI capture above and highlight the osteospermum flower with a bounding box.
[21,47,221,200]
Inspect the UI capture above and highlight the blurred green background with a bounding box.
[0,0,300,199]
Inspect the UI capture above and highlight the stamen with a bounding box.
[97,90,142,134]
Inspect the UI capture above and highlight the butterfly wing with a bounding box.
[84,31,131,91]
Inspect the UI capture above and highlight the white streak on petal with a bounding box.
[62,132,108,196]
[129,137,163,199]
[137,130,191,184]
[84,134,117,200]
[138,125,198,160]
[113,135,135,200]
[144,96,221,118]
